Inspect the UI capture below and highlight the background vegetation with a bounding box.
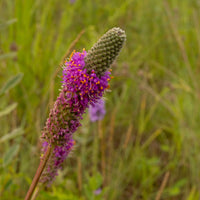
[1,0,200,199]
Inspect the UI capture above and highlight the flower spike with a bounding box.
[39,28,126,186]
[84,27,126,77]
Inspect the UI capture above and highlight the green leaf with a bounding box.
[168,179,187,196]
[0,103,17,117]
[0,127,24,143]
[0,52,17,60]
[3,144,20,167]
[186,187,199,200]
[88,172,102,190]
[0,18,17,29]
[4,179,13,190]
[0,73,23,95]
[84,173,103,199]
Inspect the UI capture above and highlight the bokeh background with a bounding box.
[1,0,200,199]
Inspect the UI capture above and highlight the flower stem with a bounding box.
[30,186,40,200]
[25,145,52,200]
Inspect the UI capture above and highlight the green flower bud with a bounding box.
[84,27,126,77]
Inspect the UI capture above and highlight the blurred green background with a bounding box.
[1,0,200,199]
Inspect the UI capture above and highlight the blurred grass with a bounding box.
[1,0,200,199]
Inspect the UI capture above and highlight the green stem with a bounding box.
[24,145,52,200]
[30,186,40,200]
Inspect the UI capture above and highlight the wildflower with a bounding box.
[41,51,111,146]
[39,27,126,186]
[89,98,106,122]
[94,188,102,195]
[40,50,110,185]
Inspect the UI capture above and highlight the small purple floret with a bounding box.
[89,98,106,122]
[40,139,75,186]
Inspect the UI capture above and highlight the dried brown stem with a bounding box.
[123,124,133,149]
[60,29,85,65]
[49,29,85,106]
[155,171,170,200]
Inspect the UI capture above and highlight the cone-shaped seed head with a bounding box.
[84,27,126,77]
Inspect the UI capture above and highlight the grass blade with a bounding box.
[0,127,24,143]
[3,144,20,167]
[0,103,17,117]
[0,73,23,95]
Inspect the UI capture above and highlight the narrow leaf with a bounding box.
[3,144,20,167]
[0,18,17,29]
[0,52,17,60]
[0,73,23,95]
[0,127,24,143]
[0,103,17,117]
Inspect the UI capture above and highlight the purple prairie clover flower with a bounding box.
[41,50,111,146]
[89,98,106,122]
[62,50,111,108]
[38,28,126,187]
[40,50,111,186]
